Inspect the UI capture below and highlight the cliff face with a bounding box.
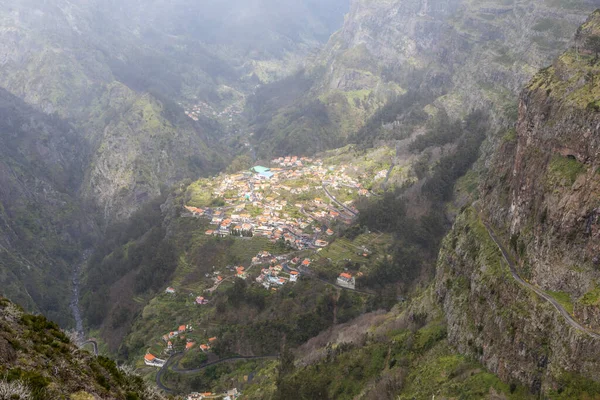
[0,0,228,222]
[484,9,600,325]
[0,0,347,222]
[250,0,599,156]
[0,88,96,327]
[436,10,600,394]
[323,0,597,119]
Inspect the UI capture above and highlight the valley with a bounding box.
[1,0,600,399]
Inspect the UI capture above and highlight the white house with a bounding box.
[336,273,356,290]
[144,353,166,367]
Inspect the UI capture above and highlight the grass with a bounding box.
[579,286,600,306]
[547,155,586,187]
[546,291,574,315]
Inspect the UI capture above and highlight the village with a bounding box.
[182,100,244,126]
[184,156,367,251]
[142,155,377,396]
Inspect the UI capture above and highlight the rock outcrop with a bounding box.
[437,10,600,395]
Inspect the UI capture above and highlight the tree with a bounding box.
[586,35,600,62]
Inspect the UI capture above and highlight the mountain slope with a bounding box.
[248,0,598,156]
[0,0,349,222]
[0,88,96,327]
[436,10,600,396]
[0,297,168,399]
[0,0,350,321]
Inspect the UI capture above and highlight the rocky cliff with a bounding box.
[250,0,599,155]
[0,88,97,326]
[436,10,600,396]
[0,297,168,399]
[0,0,347,223]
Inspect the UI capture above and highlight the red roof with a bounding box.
[290,271,299,275]
[144,353,156,361]
[208,337,217,343]
[340,273,352,279]
[178,325,186,332]
[302,259,311,266]
[186,342,195,349]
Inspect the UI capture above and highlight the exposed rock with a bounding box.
[437,10,600,394]
[0,335,16,364]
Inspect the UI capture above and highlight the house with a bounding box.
[326,229,334,236]
[224,388,240,400]
[144,353,166,367]
[236,266,247,280]
[200,344,210,352]
[208,337,217,344]
[205,230,214,236]
[302,259,311,267]
[178,325,186,333]
[186,342,195,350]
[241,223,253,234]
[315,240,328,247]
[336,273,356,290]
[187,393,214,400]
[196,296,207,305]
[289,270,299,282]
[167,341,173,350]
[165,287,176,294]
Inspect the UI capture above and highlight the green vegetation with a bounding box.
[270,314,533,400]
[82,195,175,329]
[353,110,488,293]
[546,291,574,315]
[0,298,165,399]
[579,285,600,306]
[547,155,586,186]
[548,372,600,399]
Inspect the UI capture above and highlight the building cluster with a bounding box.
[186,388,240,400]
[252,252,304,290]
[184,157,367,250]
[144,324,216,367]
[183,101,243,124]
[270,155,315,168]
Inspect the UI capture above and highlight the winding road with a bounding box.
[156,352,278,393]
[322,184,357,217]
[482,218,600,340]
[81,339,99,356]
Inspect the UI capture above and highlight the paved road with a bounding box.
[322,184,357,216]
[482,219,600,340]
[156,353,278,393]
[171,355,279,374]
[81,339,98,356]
[156,353,180,393]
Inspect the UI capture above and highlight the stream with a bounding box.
[69,249,91,343]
